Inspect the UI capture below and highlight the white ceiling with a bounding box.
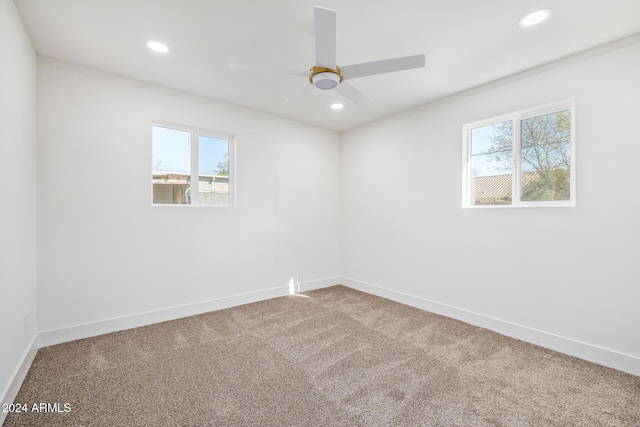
[14,0,640,131]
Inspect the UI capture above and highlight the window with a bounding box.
[462,100,575,207]
[152,122,234,206]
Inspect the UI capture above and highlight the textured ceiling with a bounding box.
[14,0,640,131]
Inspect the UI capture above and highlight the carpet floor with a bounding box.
[4,285,640,426]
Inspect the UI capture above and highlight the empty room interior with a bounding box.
[2,0,640,425]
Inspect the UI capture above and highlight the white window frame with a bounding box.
[462,99,575,208]
[152,120,236,207]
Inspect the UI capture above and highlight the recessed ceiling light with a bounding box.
[331,103,344,110]
[519,9,551,27]
[146,40,170,53]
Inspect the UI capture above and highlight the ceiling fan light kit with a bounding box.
[309,66,343,89]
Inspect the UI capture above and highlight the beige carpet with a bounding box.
[4,285,640,426]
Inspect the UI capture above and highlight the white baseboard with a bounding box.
[295,276,341,293]
[0,335,38,425]
[38,277,341,349]
[340,277,640,377]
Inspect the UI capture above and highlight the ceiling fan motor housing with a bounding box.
[309,66,343,90]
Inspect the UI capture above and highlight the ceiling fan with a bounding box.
[230,6,426,108]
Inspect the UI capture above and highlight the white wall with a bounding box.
[341,41,640,375]
[36,61,340,341]
[0,0,38,411]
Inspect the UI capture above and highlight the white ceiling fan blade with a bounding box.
[334,82,372,106]
[341,54,426,80]
[314,7,336,69]
[228,62,308,78]
[279,83,315,108]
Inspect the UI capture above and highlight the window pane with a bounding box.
[152,126,191,204]
[197,136,229,205]
[470,121,512,205]
[520,110,571,201]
